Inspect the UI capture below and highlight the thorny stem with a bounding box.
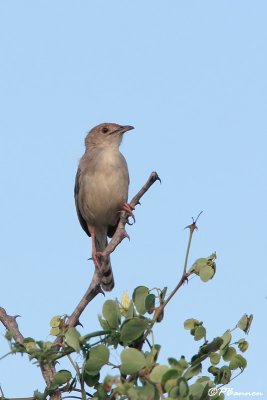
[144,212,202,338]
[0,172,160,400]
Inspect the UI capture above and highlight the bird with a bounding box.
[74,123,134,291]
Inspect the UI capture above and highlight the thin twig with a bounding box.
[144,213,202,339]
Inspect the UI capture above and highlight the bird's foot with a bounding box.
[122,203,135,223]
[92,251,104,269]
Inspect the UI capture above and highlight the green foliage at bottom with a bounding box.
[1,253,252,400]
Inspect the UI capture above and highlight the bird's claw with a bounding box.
[122,202,135,224]
[92,252,104,269]
[122,202,135,215]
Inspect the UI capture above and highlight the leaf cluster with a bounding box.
[1,242,252,400]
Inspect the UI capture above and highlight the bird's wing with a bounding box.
[74,167,90,237]
[107,153,130,238]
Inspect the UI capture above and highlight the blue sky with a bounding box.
[0,0,266,396]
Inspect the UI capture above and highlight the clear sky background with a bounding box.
[0,1,266,397]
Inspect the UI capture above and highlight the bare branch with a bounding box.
[0,307,61,399]
[0,172,160,399]
[142,213,202,342]
[0,307,24,344]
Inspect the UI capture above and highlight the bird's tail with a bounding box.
[95,233,114,292]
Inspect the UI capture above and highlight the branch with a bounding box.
[0,307,61,399]
[154,212,202,319]
[67,171,160,328]
[0,172,160,399]
[0,308,24,344]
[141,213,202,342]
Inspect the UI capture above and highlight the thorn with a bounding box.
[14,315,21,319]
[98,285,105,296]
[184,211,203,231]
[76,320,84,328]
[193,211,203,224]
[123,231,130,241]
[137,201,141,206]
[152,171,161,183]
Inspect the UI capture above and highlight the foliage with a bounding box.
[1,250,252,400]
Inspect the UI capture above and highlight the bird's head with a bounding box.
[85,123,134,150]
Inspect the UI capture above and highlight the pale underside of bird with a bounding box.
[74,122,134,291]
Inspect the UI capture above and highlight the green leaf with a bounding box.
[23,339,37,352]
[135,383,156,398]
[50,316,61,328]
[200,337,223,355]
[83,372,100,387]
[237,314,247,330]
[53,370,72,385]
[145,345,161,367]
[184,319,200,330]
[164,378,178,393]
[43,341,53,350]
[120,317,149,344]
[5,330,13,341]
[23,337,36,343]
[95,384,108,400]
[169,386,180,398]
[98,314,110,330]
[33,390,46,400]
[145,293,155,314]
[237,314,253,334]
[160,287,168,301]
[220,330,232,350]
[199,265,215,282]
[125,300,135,319]
[219,366,231,384]
[132,286,149,315]
[161,368,179,386]
[208,365,220,376]
[221,346,236,361]
[126,387,139,400]
[102,300,120,329]
[189,253,216,278]
[177,377,189,397]
[189,382,205,398]
[150,365,169,383]
[65,327,81,352]
[194,326,206,341]
[229,354,247,370]
[209,352,221,365]
[50,327,61,336]
[85,344,109,374]
[196,376,211,383]
[120,348,146,375]
[238,339,249,352]
[183,362,202,380]
[189,258,208,273]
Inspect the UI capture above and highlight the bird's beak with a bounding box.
[120,125,134,134]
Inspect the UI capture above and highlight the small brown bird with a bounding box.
[74,123,134,291]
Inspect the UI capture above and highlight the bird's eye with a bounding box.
[102,127,109,133]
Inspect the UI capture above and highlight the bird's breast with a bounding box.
[79,148,129,227]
